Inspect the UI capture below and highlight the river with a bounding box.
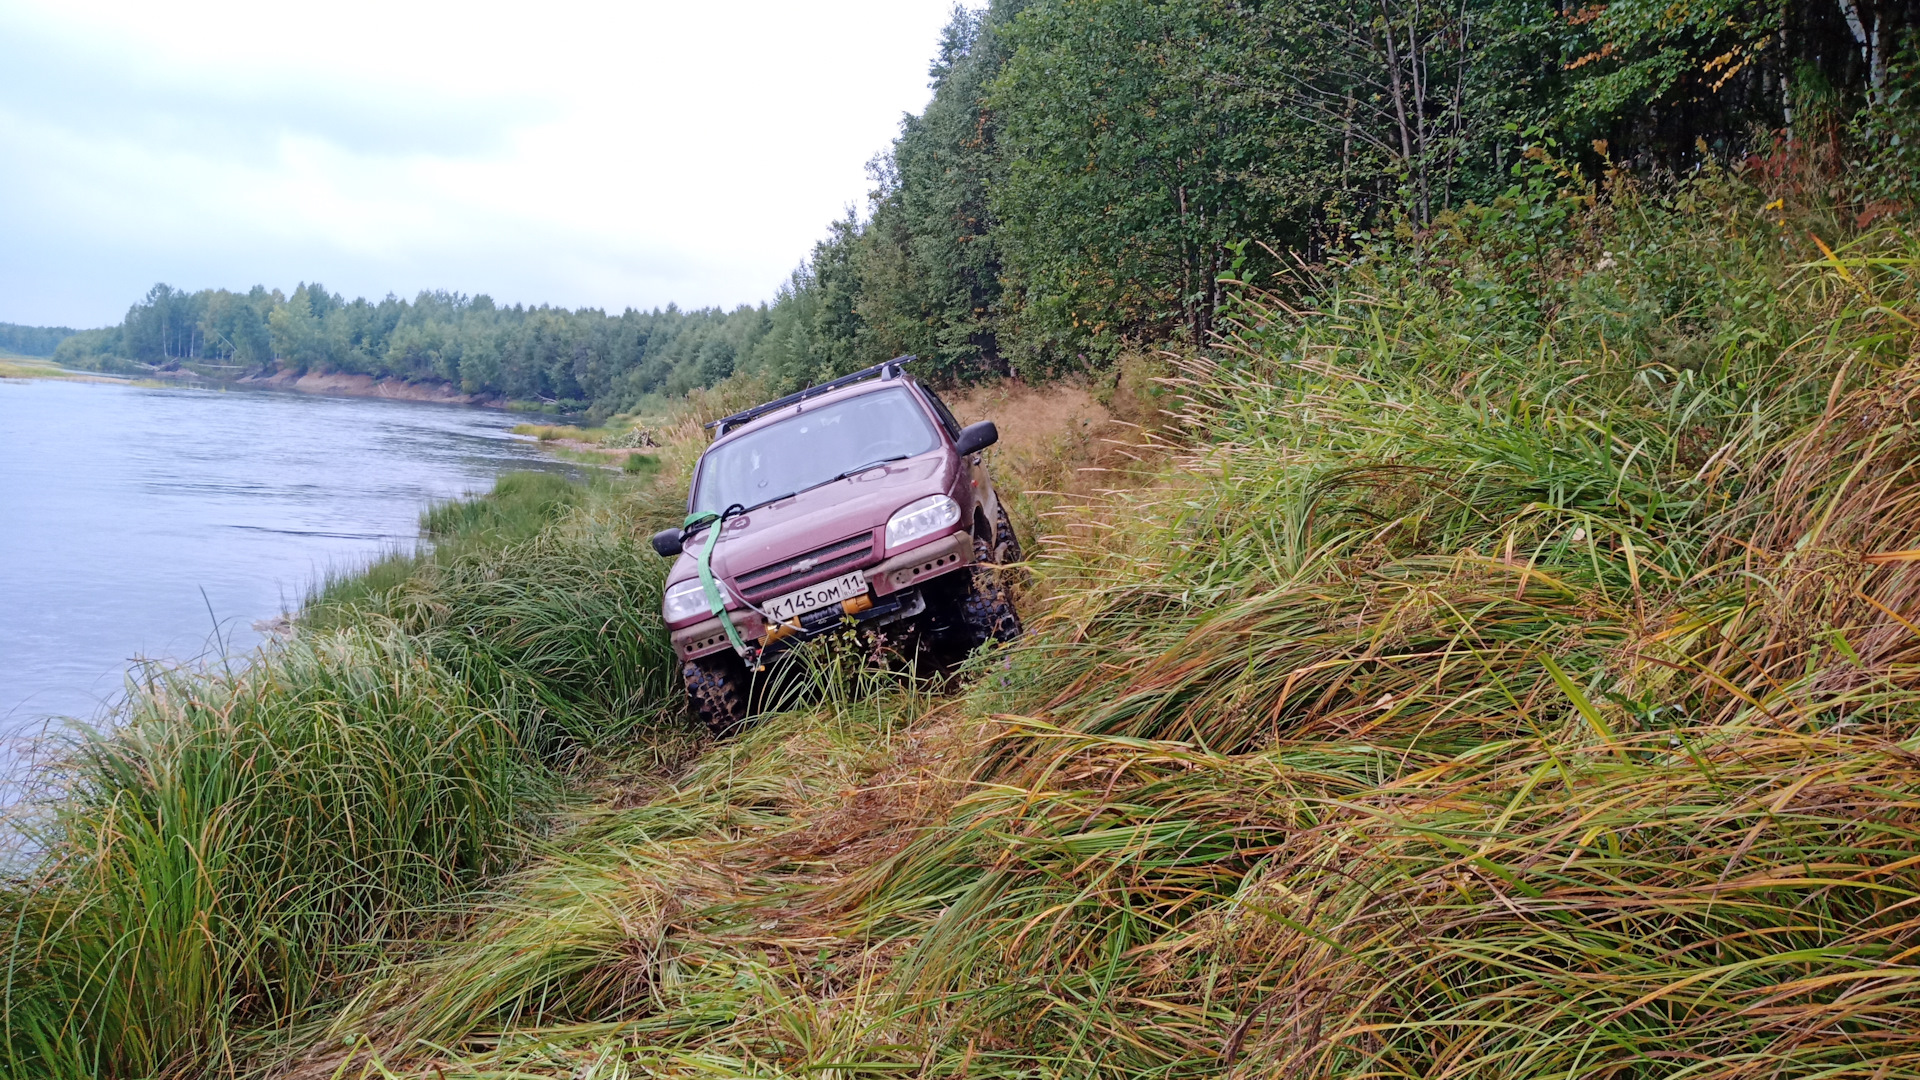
[0,376,576,785]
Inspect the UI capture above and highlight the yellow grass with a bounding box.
[0,354,91,380]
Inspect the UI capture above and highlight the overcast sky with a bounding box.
[0,0,962,329]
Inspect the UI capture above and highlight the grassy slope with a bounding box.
[7,170,1920,1079]
[284,176,1920,1078]
[0,474,685,1079]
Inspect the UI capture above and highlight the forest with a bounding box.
[51,287,774,416]
[49,0,1918,415]
[0,321,75,357]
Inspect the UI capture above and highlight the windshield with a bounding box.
[690,387,940,515]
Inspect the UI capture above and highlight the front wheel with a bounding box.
[684,653,749,736]
[991,501,1023,565]
[923,531,1023,659]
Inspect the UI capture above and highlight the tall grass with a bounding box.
[273,172,1920,1080]
[393,525,680,755]
[1,470,687,1078]
[833,177,1920,1076]
[1,629,543,1079]
[305,471,590,621]
[308,472,682,755]
[10,169,1919,1079]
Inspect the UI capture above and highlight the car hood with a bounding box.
[665,452,953,593]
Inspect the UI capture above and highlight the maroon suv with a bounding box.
[650,358,1021,730]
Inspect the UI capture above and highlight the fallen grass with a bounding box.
[8,169,1920,1080]
[280,172,1920,1079]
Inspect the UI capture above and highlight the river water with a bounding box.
[0,377,574,783]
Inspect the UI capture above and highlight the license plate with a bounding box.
[762,570,868,624]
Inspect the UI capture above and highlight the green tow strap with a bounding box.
[684,511,750,656]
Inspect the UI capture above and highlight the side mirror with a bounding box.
[954,420,999,456]
[650,527,683,558]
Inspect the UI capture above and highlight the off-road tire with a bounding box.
[991,502,1023,566]
[684,654,748,737]
[928,530,1022,658]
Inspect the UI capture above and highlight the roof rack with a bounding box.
[705,355,916,437]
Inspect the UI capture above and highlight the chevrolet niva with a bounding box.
[650,357,1021,732]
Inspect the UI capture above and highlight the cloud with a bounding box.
[0,29,544,162]
[0,0,960,327]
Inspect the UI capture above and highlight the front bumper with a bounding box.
[668,530,972,663]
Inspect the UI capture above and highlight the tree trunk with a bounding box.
[1380,8,1419,220]
[1838,0,1887,104]
[1178,185,1196,343]
[1408,0,1431,222]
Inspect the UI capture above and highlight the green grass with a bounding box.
[303,472,589,628]
[828,177,1920,1078]
[422,470,591,547]
[1,468,688,1079]
[309,471,685,755]
[0,353,90,380]
[511,423,602,443]
[6,170,1920,1079]
[283,173,1920,1079]
[1,627,547,1079]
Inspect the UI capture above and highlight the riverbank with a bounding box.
[25,355,527,408]
[0,353,115,381]
[237,368,496,405]
[292,181,1917,1080]
[0,353,493,410]
[6,178,1919,1079]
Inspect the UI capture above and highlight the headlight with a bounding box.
[886,494,962,551]
[663,578,715,623]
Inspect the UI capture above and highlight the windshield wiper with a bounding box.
[826,455,909,484]
[685,492,795,538]
[752,456,911,509]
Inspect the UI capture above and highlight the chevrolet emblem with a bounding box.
[791,557,818,573]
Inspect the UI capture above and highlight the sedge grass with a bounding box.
[1,468,689,1078]
[8,172,1920,1079]
[285,175,1920,1080]
[1,627,547,1079]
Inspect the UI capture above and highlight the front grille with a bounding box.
[735,533,875,601]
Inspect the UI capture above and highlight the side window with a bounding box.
[920,386,963,440]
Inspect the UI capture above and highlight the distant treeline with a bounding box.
[0,322,75,357]
[54,0,1919,412]
[55,285,777,416]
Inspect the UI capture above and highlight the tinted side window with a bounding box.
[920,386,963,440]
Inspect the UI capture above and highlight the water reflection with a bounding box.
[0,377,579,771]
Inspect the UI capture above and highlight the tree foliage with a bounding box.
[55,286,778,419]
[53,0,1919,405]
[0,322,75,357]
[775,0,1916,379]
